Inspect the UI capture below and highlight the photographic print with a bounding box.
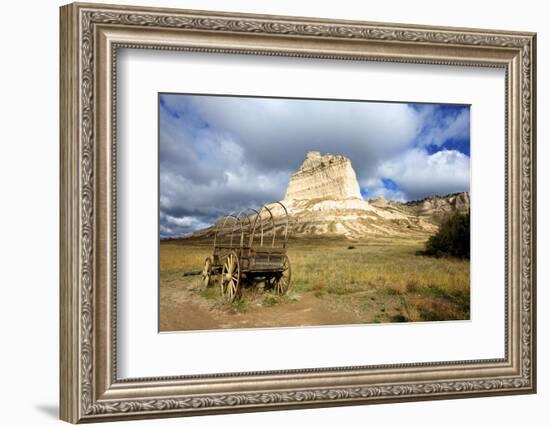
[159,93,471,332]
[60,5,536,420]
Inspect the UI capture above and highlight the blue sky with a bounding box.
[159,94,470,237]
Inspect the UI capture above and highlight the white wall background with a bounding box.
[0,0,545,426]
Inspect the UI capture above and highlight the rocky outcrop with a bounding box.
[284,152,362,201]
[192,152,469,241]
[278,152,442,238]
[402,192,470,224]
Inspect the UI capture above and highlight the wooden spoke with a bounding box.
[221,251,240,302]
[272,255,291,295]
[201,257,212,289]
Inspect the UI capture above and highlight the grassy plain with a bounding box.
[159,236,470,331]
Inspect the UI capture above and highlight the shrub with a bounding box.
[422,212,470,259]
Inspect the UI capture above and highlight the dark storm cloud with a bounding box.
[160,94,422,175]
[159,94,470,237]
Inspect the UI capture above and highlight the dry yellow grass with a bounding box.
[160,241,211,274]
[160,236,470,324]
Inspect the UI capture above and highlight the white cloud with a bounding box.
[165,215,196,227]
[160,213,211,238]
[377,148,470,200]
[160,95,421,177]
[416,106,470,147]
[361,177,407,202]
[159,95,470,236]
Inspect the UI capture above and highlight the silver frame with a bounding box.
[60,2,536,423]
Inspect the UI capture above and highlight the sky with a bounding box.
[159,94,470,238]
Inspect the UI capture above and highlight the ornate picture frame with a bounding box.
[60,2,536,423]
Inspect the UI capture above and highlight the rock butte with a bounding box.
[192,151,469,240]
[284,151,362,201]
[275,151,469,238]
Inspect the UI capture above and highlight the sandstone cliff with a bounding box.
[284,151,362,201]
[192,152,469,240]
[404,192,470,224]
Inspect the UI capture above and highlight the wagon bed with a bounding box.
[201,202,291,302]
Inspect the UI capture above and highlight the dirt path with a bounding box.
[159,275,361,332]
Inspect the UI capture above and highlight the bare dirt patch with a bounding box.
[161,275,365,331]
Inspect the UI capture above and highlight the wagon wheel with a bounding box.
[221,251,240,302]
[272,255,291,295]
[201,257,213,289]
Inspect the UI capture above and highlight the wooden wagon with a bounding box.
[201,202,291,302]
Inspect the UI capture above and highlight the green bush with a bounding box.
[422,212,470,259]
